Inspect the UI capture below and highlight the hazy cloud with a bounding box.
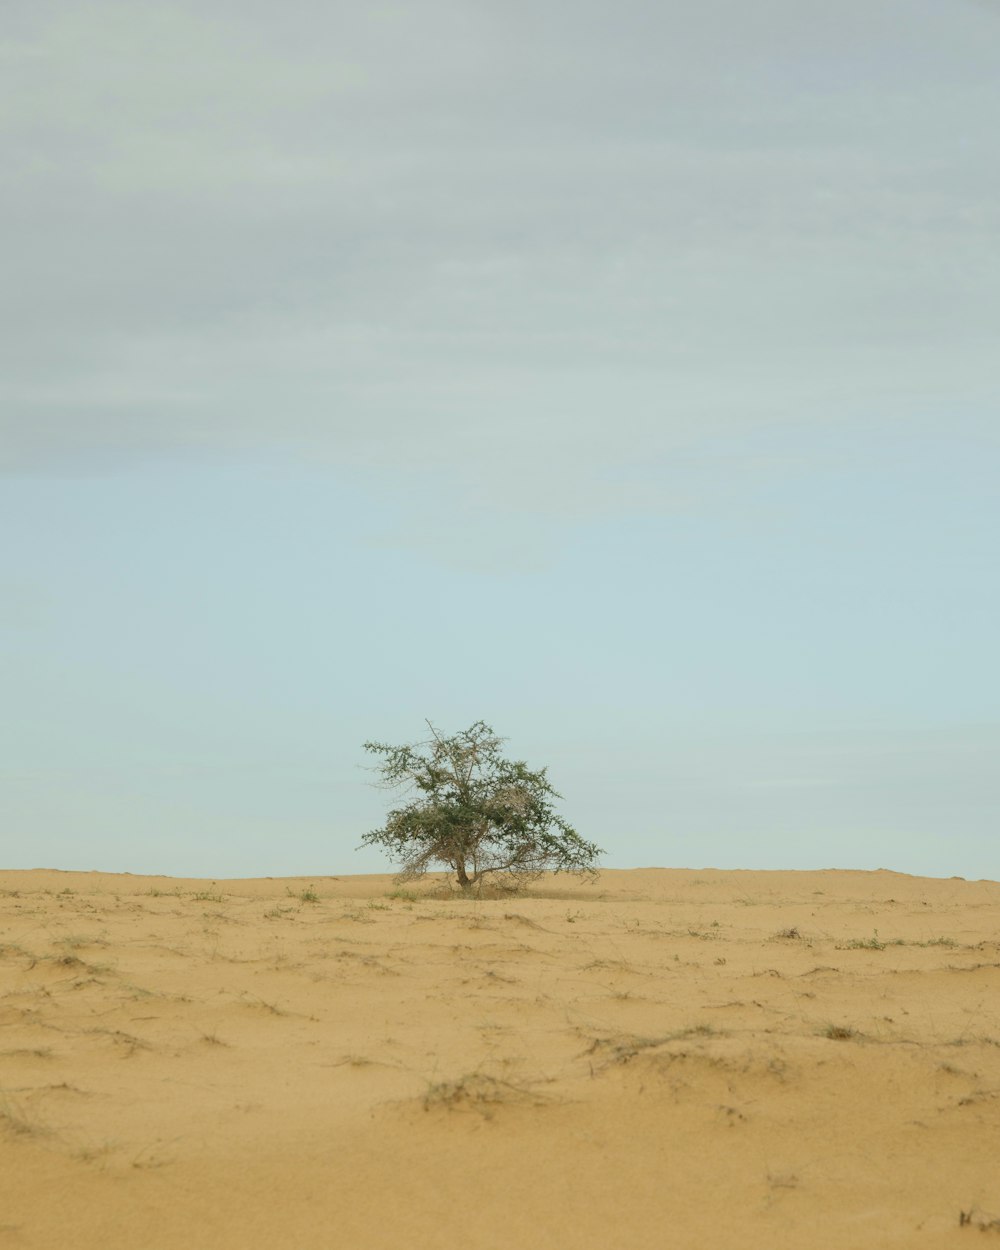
[4,0,998,556]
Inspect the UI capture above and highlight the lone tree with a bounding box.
[360,721,602,893]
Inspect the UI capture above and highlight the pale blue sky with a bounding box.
[2,0,998,878]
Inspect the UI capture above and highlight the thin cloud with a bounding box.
[3,0,998,565]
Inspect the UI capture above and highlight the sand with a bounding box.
[1,866,999,1248]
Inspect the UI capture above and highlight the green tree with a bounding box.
[360,721,602,893]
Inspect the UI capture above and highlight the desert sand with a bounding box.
[1,866,999,1248]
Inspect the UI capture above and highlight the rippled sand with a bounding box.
[1,866,999,1248]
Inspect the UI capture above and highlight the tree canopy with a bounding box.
[360,721,602,892]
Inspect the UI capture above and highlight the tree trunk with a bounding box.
[455,861,472,891]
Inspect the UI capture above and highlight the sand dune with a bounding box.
[1,866,999,1248]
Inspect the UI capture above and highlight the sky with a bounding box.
[2,0,998,880]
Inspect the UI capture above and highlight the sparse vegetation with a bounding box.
[246,996,286,1016]
[587,1024,720,1066]
[4,863,1000,1241]
[823,1024,859,1040]
[73,1140,117,1166]
[340,907,375,923]
[0,1090,46,1139]
[200,1031,230,1047]
[55,934,106,950]
[838,932,887,951]
[960,1209,1000,1232]
[287,887,320,904]
[422,1072,546,1112]
[361,720,602,893]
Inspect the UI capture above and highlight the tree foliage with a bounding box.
[360,721,602,892]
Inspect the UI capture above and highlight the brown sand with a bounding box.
[1,866,999,1248]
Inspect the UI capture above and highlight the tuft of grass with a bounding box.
[246,996,286,1016]
[287,887,319,904]
[959,1209,1000,1232]
[191,892,225,904]
[199,1031,231,1047]
[422,1072,546,1113]
[329,1053,376,1068]
[366,899,389,912]
[386,888,419,902]
[55,934,106,951]
[99,1029,152,1057]
[823,1024,859,1041]
[73,1140,118,1165]
[588,1024,720,1066]
[838,932,886,951]
[774,926,802,940]
[122,983,157,1000]
[0,1090,47,1139]
[264,905,295,919]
